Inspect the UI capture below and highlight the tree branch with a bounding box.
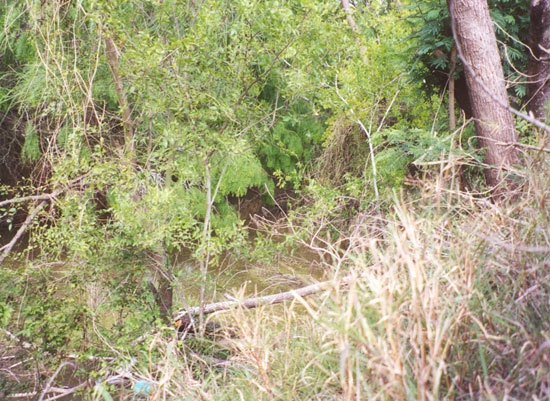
[0,190,61,208]
[0,201,47,266]
[216,11,309,137]
[38,361,76,401]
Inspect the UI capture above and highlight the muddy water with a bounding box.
[1,234,328,400]
[58,250,327,401]
[172,246,328,314]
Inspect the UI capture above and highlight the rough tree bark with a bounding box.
[527,0,550,120]
[448,0,519,190]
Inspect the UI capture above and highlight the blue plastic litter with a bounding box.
[132,380,153,397]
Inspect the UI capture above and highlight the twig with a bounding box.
[512,141,550,153]
[175,275,355,320]
[0,201,47,266]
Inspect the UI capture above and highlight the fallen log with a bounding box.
[174,275,355,321]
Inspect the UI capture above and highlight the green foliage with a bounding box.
[13,32,35,64]
[0,3,35,66]
[1,2,537,391]
[0,264,84,353]
[11,62,50,108]
[374,127,453,187]
[21,121,40,162]
[258,100,325,175]
[212,152,272,197]
[91,64,119,109]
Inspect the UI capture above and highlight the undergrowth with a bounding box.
[88,153,550,401]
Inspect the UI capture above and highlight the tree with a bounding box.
[527,0,550,120]
[448,0,519,190]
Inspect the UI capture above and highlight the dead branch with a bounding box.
[1,328,34,350]
[8,384,89,401]
[0,201,47,266]
[174,275,355,321]
[0,190,61,208]
[7,392,38,399]
[38,361,76,401]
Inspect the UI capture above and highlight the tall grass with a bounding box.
[102,155,550,401]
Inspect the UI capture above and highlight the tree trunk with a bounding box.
[147,250,173,324]
[448,0,519,189]
[527,0,550,120]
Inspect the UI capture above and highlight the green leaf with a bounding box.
[102,389,114,401]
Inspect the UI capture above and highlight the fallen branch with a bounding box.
[0,190,61,208]
[1,328,34,350]
[0,201,47,266]
[38,361,76,401]
[174,275,355,321]
[8,383,89,401]
[41,383,88,401]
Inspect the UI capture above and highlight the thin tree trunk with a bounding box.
[198,162,212,334]
[340,0,368,61]
[148,279,173,324]
[147,250,173,324]
[341,0,359,36]
[448,46,467,190]
[527,0,550,120]
[448,46,457,130]
[105,36,134,154]
[448,0,519,190]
